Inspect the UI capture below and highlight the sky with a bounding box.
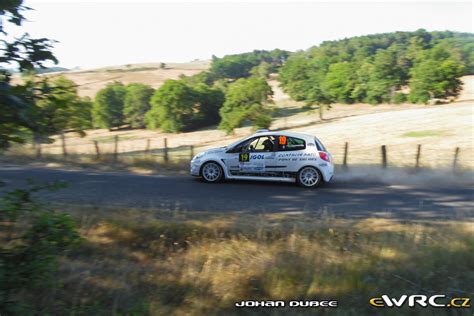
[10,0,474,69]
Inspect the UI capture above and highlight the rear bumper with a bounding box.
[320,163,335,182]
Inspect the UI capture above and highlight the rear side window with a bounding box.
[277,136,306,151]
[314,138,327,152]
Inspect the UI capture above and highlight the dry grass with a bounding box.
[12,61,210,98]
[23,205,474,315]
[0,153,189,175]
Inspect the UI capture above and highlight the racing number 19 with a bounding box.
[279,136,287,145]
[239,153,250,162]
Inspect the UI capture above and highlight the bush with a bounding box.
[392,92,407,104]
[0,182,81,314]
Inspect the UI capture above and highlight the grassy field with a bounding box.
[20,204,474,315]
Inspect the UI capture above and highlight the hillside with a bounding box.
[18,61,210,99]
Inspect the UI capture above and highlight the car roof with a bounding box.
[251,130,315,140]
[224,130,317,149]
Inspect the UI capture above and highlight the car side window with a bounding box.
[227,139,251,153]
[245,136,276,152]
[314,137,327,152]
[277,136,306,151]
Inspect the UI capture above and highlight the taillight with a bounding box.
[319,151,330,162]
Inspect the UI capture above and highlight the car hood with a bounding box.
[204,147,227,154]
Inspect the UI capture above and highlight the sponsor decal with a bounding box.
[369,295,471,308]
[277,152,319,161]
[235,300,338,308]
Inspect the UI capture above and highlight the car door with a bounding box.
[273,135,307,173]
[239,136,277,175]
[223,136,277,176]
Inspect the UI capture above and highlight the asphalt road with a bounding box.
[1,165,472,220]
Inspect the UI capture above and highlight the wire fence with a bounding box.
[6,135,473,172]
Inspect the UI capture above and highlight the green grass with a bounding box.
[402,130,449,138]
[21,206,474,315]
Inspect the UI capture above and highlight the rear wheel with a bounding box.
[201,162,224,183]
[296,166,322,188]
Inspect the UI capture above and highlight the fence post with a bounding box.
[35,142,42,159]
[190,145,194,161]
[415,144,421,170]
[145,139,151,155]
[114,135,119,162]
[163,138,169,163]
[60,131,68,157]
[453,147,460,172]
[94,141,100,159]
[343,142,348,168]
[381,145,387,168]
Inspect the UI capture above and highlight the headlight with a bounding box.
[193,152,206,160]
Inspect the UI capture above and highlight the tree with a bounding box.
[145,80,197,132]
[123,83,154,128]
[45,76,92,133]
[0,1,58,149]
[250,61,272,79]
[9,75,92,145]
[92,82,126,129]
[193,83,225,126]
[210,54,257,80]
[219,77,273,133]
[277,52,311,101]
[409,49,464,103]
[321,62,356,103]
[360,46,404,104]
[180,71,216,86]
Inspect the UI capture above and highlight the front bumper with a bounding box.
[190,159,202,176]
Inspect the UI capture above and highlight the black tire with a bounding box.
[200,161,224,183]
[296,166,322,188]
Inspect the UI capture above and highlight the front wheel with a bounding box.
[201,162,224,183]
[296,166,322,188]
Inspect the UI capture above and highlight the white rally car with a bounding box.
[190,130,334,188]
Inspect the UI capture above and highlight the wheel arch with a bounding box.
[297,164,325,182]
[199,159,227,178]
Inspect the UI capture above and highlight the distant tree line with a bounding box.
[91,49,289,133]
[278,30,473,105]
